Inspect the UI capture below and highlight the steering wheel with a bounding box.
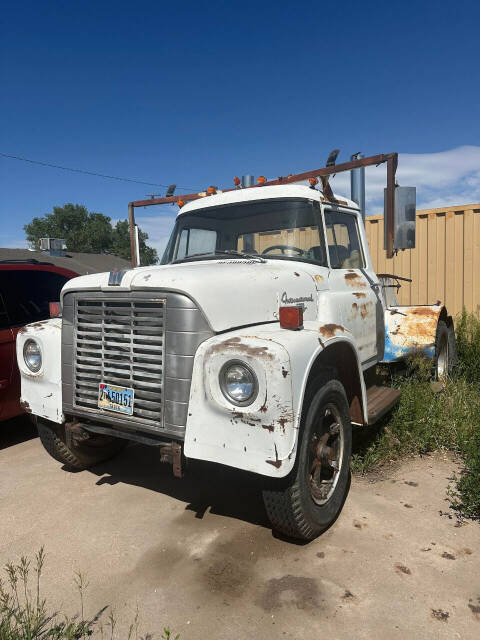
[262,244,305,256]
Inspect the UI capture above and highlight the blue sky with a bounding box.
[1,0,479,254]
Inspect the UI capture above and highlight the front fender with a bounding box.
[184,322,366,476]
[16,318,64,423]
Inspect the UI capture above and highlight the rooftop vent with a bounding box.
[39,238,66,257]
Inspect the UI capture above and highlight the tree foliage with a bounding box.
[24,204,158,265]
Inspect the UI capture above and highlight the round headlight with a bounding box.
[220,360,258,406]
[23,339,42,373]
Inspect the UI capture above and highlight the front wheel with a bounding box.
[37,419,126,470]
[262,379,352,541]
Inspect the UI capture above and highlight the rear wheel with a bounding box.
[37,419,125,470]
[435,320,457,379]
[262,379,352,541]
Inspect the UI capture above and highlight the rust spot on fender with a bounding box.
[319,324,345,338]
[262,423,274,432]
[314,274,324,283]
[266,443,282,468]
[281,367,289,378]
[208,337,274,360]
[345,273,366,288]
[20,400,32,414]
[360,302,373,319]
[352,292,366,298]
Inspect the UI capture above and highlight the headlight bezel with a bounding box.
[23,338,43,373]
[219,359,259,407]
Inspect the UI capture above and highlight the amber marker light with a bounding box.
[257,176,267,184]
[233,176,241,186]
[177,200,185,208]
[207,186,217,195]
[279,305,304,330]
[309,177,318,187]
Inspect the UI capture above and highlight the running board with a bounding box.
[366,385,401,425]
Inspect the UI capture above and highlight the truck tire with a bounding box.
[434,320,457,379]
[37,419,125,470]
[262,378,352,541]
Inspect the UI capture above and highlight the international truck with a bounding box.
[16,152,456,540]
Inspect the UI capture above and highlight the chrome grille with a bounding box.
[73,298,165,426]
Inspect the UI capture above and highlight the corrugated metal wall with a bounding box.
[365,204,480,315]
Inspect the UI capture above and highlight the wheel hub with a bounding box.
[308,406,344,505]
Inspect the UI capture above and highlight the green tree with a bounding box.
[111,220,158,265]
[24,204,158,265]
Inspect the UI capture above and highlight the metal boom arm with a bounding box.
[127,152,398,267]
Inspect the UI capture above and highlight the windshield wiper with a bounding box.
[173,250,266,264]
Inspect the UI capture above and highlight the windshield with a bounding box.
[161,198,327,266]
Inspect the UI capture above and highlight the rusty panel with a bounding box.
[366,205,480,315]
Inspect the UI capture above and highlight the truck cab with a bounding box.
[16,177,455,541]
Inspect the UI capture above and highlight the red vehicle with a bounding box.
[0,260,78,422]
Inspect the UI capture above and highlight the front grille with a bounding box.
[73,298,165,426]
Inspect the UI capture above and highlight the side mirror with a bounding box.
[384,186,416,251]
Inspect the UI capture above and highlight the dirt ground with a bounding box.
[1,417,479,640]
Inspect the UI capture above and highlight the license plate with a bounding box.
[98,383,134,415]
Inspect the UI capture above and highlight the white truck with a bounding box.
[17,152,456,540]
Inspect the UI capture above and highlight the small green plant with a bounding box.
[0,550,179,640]
[352,310,480,520]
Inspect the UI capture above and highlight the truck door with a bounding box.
[323,207,383,366]
[0,295,14,420]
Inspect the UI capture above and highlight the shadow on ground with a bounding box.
[0,415,37,450]
[87,443,272,529]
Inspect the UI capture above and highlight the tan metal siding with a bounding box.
[365,204,480,315]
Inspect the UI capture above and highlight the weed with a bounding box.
[0,550,179,639]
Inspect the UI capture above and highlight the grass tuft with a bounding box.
[352,310,480,520]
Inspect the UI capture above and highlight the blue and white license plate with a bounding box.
[98,383,134,415]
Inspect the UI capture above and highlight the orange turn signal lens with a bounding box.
[309,177,318,186]
[177,199,185,207]
[207,186,216,195]
[233,176,241,186]
[279,305,304,330]
[49,302,61,318]
[257,176,266,184]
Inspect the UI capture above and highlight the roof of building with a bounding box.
[0,248,131,276]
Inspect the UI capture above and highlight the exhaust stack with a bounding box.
[350,152,365,224]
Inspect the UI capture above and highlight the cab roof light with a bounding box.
[309,177,318,188]
[177,199,185,208]
[279,305,304,330]
[233,176,241,187]
[207,186,217,195]
[257,176,267,185]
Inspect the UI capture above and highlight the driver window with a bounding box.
[324,211,364,269]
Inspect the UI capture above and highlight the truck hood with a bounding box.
[61,260,328,332]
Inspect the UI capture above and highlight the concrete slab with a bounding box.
[1,423,479,639]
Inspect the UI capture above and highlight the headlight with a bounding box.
[220,360,258,406]
[23,339,42,372]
